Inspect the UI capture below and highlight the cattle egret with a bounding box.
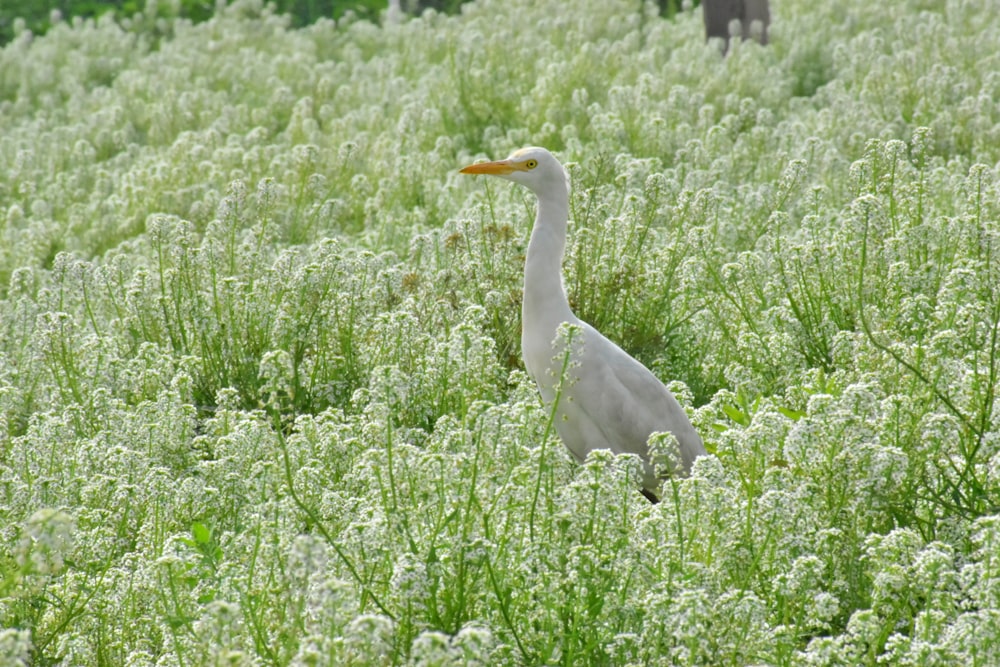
[460,147,706,502]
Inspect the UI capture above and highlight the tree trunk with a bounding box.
[703,0,770,50]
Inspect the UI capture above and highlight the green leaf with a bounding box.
[722,404,749,426]
[777,406,806,421]
[191,522,211,545]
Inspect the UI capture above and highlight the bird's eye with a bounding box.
[525,159,538,169]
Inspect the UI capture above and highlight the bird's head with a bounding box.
[460,146,569,197]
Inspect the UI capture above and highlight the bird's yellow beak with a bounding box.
[459,159,516,175]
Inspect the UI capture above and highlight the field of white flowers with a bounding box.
[2,0,1000,663]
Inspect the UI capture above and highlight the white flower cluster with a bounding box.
[2,0,1000,663]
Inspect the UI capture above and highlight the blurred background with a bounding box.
[0,0,701,46]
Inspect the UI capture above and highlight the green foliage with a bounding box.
[0,0,388,46]
[1,0,1000,664]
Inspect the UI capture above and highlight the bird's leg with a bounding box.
[640,488,660,504]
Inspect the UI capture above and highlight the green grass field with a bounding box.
[2,0,1000,664]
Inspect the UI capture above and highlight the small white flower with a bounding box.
[16,509,75,576]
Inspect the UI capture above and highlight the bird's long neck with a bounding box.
[523,182,574,336]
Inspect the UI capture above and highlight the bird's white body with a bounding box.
[461,147,705,498]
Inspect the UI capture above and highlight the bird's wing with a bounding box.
[566,324,704,472]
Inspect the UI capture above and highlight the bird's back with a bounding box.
[525,320,705,491]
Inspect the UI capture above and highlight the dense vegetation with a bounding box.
[0,0,390,45]
[2,0,999,664]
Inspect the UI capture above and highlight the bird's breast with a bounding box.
[521,318,578,389]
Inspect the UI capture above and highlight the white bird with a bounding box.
[460,147,706,502]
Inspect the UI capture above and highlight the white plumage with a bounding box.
[461,147,705,501]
